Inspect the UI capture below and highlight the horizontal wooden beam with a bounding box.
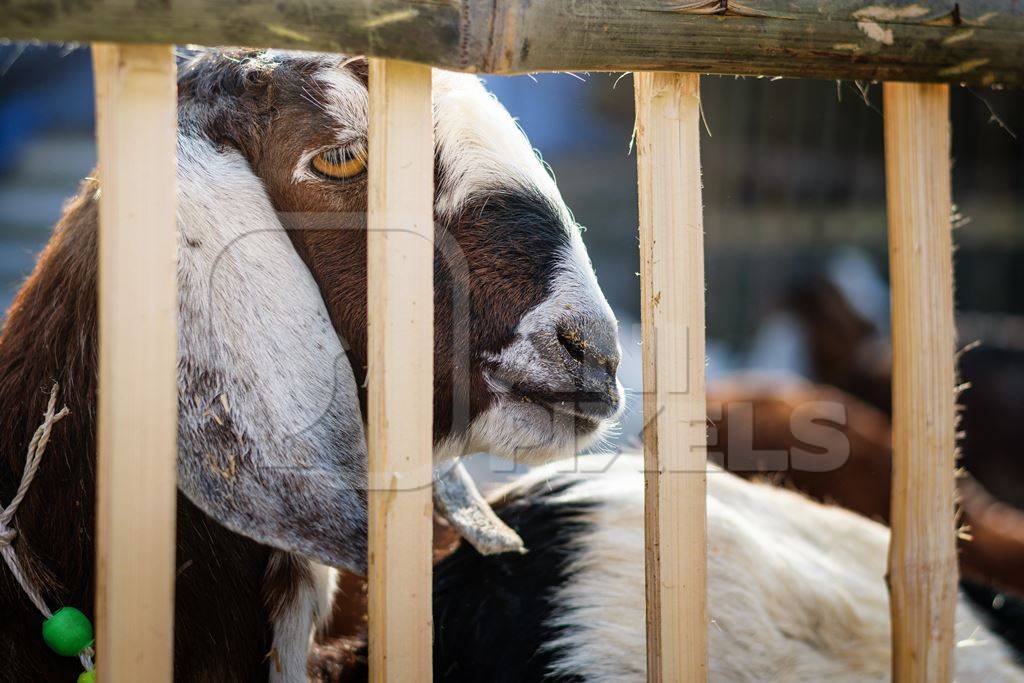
[485,0,1022,86]
[1,1,1020,85]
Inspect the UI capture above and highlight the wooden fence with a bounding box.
[3,0,1016,680]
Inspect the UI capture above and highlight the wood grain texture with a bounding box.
[0,1,1020,85]
[366,59,435,683]
[93,43,178,683]
[485,0,1022,86]
[635,72,708,683]
[2,1,464,68]
[883,82,958,683]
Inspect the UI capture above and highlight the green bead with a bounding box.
[77,671,96,683]
[42,606,94,657]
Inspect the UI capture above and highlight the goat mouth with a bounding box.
[485,371,618,426]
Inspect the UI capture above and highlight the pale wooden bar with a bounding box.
[366,59,435,683]
[883,82,958,683]
[635,72,708,683]
[93,43,178,683]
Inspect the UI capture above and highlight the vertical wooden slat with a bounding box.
[366,59,434,683]
[93,43,178,682]
[635,72,708,683]
[884,82,957,683]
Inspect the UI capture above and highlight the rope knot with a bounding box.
[0,526,15,546]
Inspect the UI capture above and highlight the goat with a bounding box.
[783,272,1024,512]
[0,48,623,680]
[707,374,1024,598]
[756,273,1024,630]
[310,378,1024,678]
[432,454,1024,682]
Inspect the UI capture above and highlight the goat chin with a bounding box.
[451,399,615,466]
[432,453,1024,683]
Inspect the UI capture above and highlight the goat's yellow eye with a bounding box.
[312,147,366,180]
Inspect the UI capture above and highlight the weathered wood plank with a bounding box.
[2,1,464,68]
[484,0,1022,86]
[883,81,958,682]
[93,43,178,683]
[0,0,1020,85]
[366,58,435,683]
[635,71,708,683]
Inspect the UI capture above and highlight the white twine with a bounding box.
[0,383,94,671]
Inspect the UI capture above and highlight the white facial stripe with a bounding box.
[295,66,573,232]
[432,71,571,224]
[430,73,623,459]
[521,243,617,338]
[313,64,368,133]
[432,74,618,362]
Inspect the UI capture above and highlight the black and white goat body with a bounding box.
[434,455,1024,682]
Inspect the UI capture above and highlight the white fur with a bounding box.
[430,73,618,385]
[430,72,566,222]
[430,72,615,348]
[176,60,623,677]
[303,65,600,300]
[268,558,338,682]
[460,402,588,465]
[173,54,622,678]
[177,130,369,566]
[178,136,348,442]
[175,135,362,678]
[497,455,1024,682]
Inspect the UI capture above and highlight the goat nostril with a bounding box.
[556,327,588,364]
[556,323,620,380]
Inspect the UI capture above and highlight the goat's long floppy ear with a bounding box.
[175,136,367,572]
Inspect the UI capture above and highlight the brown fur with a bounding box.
[179,50,564,442]
[0,181,276,681]
[709,379,1024,596]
